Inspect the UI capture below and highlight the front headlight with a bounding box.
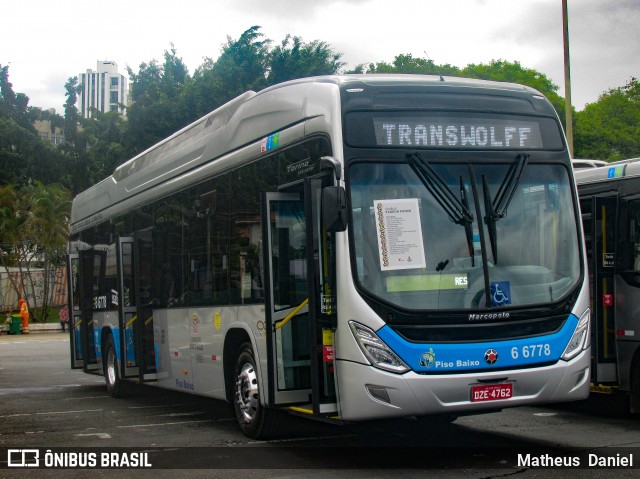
[562,309,590,361]
[349,321,410,373]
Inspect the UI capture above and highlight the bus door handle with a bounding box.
[274,298,309,331]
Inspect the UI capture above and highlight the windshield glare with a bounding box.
[349,161,580,311]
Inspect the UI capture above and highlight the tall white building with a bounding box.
[78,60,128,118]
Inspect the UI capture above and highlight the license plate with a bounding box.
[471,383,513,402]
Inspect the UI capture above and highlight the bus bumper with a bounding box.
[335,349,590,421]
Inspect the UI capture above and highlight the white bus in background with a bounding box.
[572,159,607,170]
[68,75,591,439]
[575,158,640,410]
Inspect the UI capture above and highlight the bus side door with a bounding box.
[582,195,618,383]
[77,249,100,373]
[67,253,83,369]
[116,237,139,378]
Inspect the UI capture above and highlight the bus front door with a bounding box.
[263,179,338,414]
[264,192,313,405]
[116,237,139,378]
[585,196,619,384]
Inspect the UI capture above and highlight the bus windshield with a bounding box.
[349,159,580,312]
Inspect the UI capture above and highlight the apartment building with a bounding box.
[78,60,128,118]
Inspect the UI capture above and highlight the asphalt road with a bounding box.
[1,332,639,478]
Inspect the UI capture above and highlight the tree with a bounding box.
[574,77,640,161]
[0,64,66,187]
[213,26,271,97]
[347,56,567,125]
[0,64,35,132]
[462,60,566,123]
[268,35,344,85]
[0,182,70,322]
[24,182,71,321]
[58,76,92,193]
[351,53,460,77]
[80,109,128,184]
[125,46,192,155]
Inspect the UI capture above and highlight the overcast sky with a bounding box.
[2,0,638,114]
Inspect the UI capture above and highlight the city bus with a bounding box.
[574,158,640,411]
[67,75,591,439]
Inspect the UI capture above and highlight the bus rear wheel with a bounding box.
[233,342,278,439]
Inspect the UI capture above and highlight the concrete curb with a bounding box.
[4,323,68,334]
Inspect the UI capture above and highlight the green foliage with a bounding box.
[462,60,565,124]
[1,27,638,199]
[126,45,192,154]
[353,53,460,77]
[574,78,640,161]
[0,65,66,188]
[268,35,344,85]
[0,182,70,322]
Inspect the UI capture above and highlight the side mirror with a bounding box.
[322,186,348,232]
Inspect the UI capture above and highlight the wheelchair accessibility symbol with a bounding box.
[490,281,511,307]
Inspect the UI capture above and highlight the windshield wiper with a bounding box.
[482,153,530,264]
[459,176,475,267]
[408,153,475,267]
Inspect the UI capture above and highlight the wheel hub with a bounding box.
[236,363,259,423]
[107,347,117,386]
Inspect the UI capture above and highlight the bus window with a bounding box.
[152,193,187,308]
[188,176,231,306]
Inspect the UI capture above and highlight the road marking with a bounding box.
[65,396,109,400]
[155,411,206,417]
[128,403,188,409]
[252,433,359,445]
[118,419,213,428]
[533,412,558,417]
[41,409,104,415]
[75,433,112,439]
[0,384,97,396]
[0,408,103,418]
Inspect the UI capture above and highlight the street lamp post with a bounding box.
[562,0,574,157]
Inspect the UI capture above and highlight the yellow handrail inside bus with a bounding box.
[274,298,308,331]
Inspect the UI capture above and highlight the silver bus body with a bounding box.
[68,75,590,438]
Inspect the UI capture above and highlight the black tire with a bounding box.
[233,342,278,439]
[104,335,125,398]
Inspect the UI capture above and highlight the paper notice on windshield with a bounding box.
[374,199,426,271]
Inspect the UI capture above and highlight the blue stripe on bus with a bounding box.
[377,314,578,372]
[93,327,122,361]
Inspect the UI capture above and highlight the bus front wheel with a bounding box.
[233,342,278,439]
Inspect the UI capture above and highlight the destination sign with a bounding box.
[373,117,544,149]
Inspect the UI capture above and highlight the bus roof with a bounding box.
[574,157,640,185]
[70,74,555,232]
